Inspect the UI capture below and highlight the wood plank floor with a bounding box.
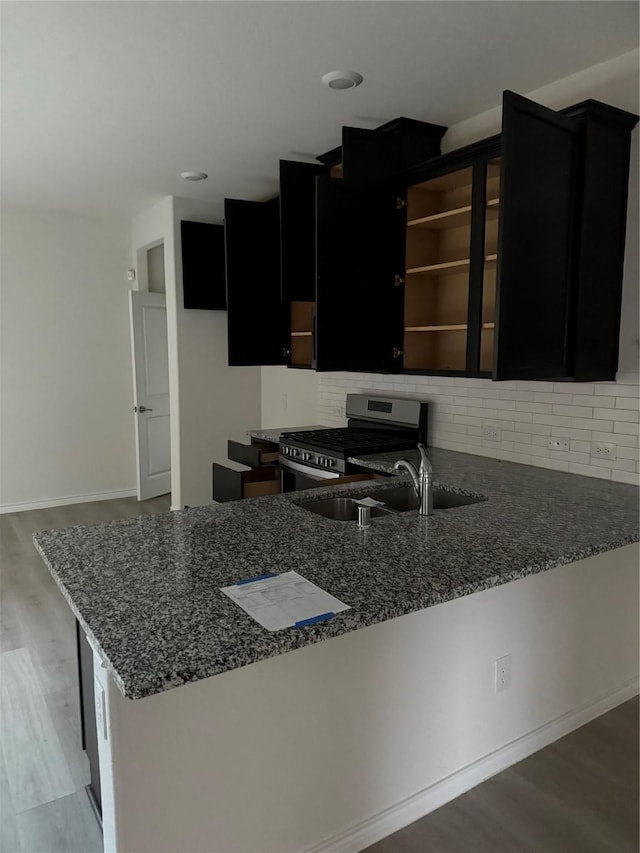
[1,495,638,853]
[364,697,639,853]
[0,495,169,853]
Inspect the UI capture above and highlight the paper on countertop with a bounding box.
[353,497,387,508]
[221,571,350,632]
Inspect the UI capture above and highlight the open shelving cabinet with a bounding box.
[402,159,501,374]
[289,300,314,367]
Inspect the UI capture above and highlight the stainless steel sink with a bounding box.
[298,487,483,521]
[366,486,483,512]
[299,497,392,521]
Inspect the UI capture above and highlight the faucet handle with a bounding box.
[417,442,433,474]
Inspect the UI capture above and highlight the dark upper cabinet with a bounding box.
[224,197,289,366]
[341,127,405,186]
[493,91,579,380]
[280,160,328,302]
[223,93,636,380]
[315,178,405,373]
[336,117,448,185]
[181,220,227,310]
[562,100,638,381]
[396,91,637,382]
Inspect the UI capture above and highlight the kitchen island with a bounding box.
[34,448,639,853]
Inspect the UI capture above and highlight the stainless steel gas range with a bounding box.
[279,394,429,491]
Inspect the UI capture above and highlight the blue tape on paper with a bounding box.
[236,573,276,586]
[294,612,335,628]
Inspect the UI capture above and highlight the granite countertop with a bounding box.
[34,447,639,701]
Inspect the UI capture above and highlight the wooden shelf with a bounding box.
[408,198,499,231]
[407,258,470,276]
[408,205,472,230]
[290,331,312,337]
[405,322,495,333]
[405,324,467,332]
[407,255,497,277]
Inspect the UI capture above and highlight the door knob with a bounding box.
[136,405,152,413]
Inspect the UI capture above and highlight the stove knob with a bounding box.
[283,447,290,456]
[303,452,312,461]
[292,448,300,458]
[317,456,325,466]
[326,459,336,468]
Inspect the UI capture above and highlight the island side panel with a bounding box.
[104,544,638,853]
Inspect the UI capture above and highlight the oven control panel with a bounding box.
[280,444,342,472]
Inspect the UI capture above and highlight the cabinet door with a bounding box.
[181,221,227,310]
[565,102,638,381]
[225,198,289,366]
[494,91,579,380]
[280,160,327,302]
[315,178,404,372]
[341,127,401,185]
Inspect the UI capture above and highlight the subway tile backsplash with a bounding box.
[317,372,640,485]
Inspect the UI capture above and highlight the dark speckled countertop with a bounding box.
[33,447,638,700]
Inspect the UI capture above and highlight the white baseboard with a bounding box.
[305,677,639,853]
[0,488,137,514]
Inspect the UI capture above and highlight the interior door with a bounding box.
[493,90,579,380]
[225,197,289,366]
[129,291,171,500]
[315,177,404,372]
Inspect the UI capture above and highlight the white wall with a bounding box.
[104,544,639,853]
[0,206,135,511]
[271,51,640,485]
[171,198,262,508]
[261,366,319,428]
[132,197,262,509]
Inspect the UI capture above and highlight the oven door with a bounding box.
[279,456,342,492]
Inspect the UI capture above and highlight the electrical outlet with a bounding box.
[482,427,500,441]
[494,655,511,693]
[548,438,569,452]
[330,406,345,418]
[591,442,616,459]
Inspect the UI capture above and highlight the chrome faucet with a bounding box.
[393,443,434,516]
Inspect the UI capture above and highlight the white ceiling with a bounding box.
[2,1,638,219]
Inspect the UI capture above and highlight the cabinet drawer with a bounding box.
[227,439,279,468]
[213,462,280,503]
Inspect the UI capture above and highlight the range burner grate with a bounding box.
[282,428,416,457]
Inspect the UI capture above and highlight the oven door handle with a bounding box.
[278,456,341,479]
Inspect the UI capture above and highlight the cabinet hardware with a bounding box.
[135,405,152,413]
[394,275,405,287]
[396,198,407,209]
[392,347,404,359]
[282,347,291,358]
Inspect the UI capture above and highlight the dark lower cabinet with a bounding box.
[212,462,280,502]
[77,621,102,822]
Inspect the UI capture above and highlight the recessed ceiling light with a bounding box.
[321,71,363,91]
[181,171,208,181]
